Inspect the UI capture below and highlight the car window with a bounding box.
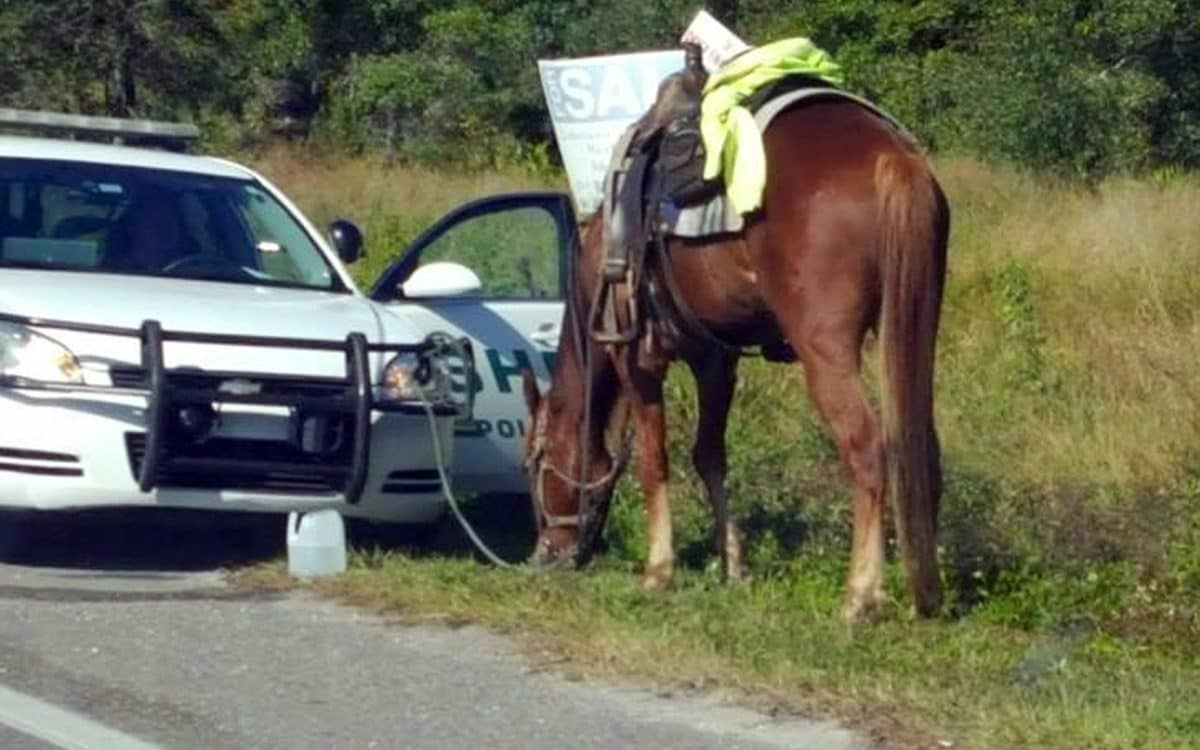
[0,157,341,291]
[418,206,561,298]
[232,185,335,287]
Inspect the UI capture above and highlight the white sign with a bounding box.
[681,10,749,72]
[538,51,684,215]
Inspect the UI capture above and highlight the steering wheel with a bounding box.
[161,254,247,277]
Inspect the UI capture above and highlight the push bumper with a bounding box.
[0,313,466,520]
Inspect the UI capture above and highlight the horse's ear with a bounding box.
[520,368,541,414]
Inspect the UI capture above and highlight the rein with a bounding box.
[525,423,631,530]
[525,248,635,564]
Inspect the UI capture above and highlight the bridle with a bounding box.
[524,406,631,556]
[524,250,635,564]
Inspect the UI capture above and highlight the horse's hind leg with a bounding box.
[793,335,888,621]
[687,352,747,582]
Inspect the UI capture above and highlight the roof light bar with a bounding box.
[0,108,200,150]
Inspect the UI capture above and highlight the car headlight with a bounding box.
[379,334,474,417]
[381,350,453,404]
[0,322,83,384]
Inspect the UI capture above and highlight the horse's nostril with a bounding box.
[529,540,558,567]
[528,535,581,570]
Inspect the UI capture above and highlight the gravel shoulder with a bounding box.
[0,511,866,750]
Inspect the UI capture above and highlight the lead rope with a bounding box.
[417,386,522,569]
[420,233,621,569]
[573,285,600,565]
[418,298,616,569]
[416,335,523,569]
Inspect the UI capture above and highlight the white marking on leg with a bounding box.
[724,523,747,581]
[844,505,885,617]
[645,483,674,582]
[848,528,883,597]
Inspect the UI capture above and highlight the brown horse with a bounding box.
[521,97,949,620]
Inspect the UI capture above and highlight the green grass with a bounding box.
[241,148,1200,748]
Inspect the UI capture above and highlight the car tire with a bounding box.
[0,510,31,562]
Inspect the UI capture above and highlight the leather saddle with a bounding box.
[592,54,838,361]
[592,44,716,344]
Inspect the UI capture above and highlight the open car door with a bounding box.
[371,192,576,495]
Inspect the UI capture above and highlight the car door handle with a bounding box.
[529,326,560,348]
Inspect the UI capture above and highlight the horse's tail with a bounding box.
[875,150,948,617]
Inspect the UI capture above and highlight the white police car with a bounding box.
[0,110,570,524]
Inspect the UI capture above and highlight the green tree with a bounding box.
[0,0,1195,174]
[0,0,231,119]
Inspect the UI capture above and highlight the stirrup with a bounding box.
[589,273,640,344]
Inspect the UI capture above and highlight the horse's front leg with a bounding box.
[627,364,674,589]
[687,352,747,582]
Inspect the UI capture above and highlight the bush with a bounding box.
[742,0,1198,177]
[3,0,1196,176]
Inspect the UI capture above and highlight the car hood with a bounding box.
[0,270,423,378]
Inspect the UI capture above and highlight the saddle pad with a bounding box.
[666,88,914,238]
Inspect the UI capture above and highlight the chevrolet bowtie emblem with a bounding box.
[218,378,262,396]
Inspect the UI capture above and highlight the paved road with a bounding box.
[0,510,866,750]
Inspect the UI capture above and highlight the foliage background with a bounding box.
[1,0,1196,178]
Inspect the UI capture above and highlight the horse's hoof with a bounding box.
[839,591,888,624]
[725,566,752,586]
[641,563,673,590]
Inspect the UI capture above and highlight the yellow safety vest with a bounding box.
[700,37,843,214]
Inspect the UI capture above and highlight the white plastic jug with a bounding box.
[286,509,347,578]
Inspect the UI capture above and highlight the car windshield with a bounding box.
[0,157,342,291]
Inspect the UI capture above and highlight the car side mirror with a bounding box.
[401,262,483,298]
[329,219,363,264]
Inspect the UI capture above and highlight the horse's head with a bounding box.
[521,368,623,568]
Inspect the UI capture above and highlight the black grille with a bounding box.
[0,313,447,505]
[125,432,343,494]
[381,468,443,495]
[109,366,145,389]
[109,367,348,399]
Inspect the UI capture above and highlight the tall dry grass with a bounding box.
[935,159,1200,489]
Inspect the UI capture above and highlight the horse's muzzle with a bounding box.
[528,534,580,569]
